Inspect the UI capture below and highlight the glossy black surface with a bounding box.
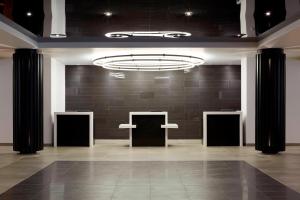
[65,65,241,139]
[66,0,240,38]
[12,0,44,36]
[13,49,43,154]
[256,48,286,154]
[254,0,286,35]
[56,115,90,147]
[0,161,300,200]
[207,115,240,146]
[132,115,165,146]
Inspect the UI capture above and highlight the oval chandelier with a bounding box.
[93,54,205,71]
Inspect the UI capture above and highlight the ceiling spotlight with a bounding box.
[185,11,193,17]
[265,11,271,17]
[104,11,112,17]
[26,12,32,17]
[105,31,191,38]
[93,54,205,71]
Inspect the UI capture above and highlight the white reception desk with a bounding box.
[119,112,178,147]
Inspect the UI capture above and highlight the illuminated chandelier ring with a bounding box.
[93,54,205,71]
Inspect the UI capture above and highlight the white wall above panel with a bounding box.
[41,47,256,66]
[259,14,300,48]
[0,15,37,48]
[43,56,66,145]
[241,56,256,144]
[0,59,13,143]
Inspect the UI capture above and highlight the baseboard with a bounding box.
[286,143,300,146]
[1,142,300,147]
[0,143,12,146]
[246,143,300,146]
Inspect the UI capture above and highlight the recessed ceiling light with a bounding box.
[104,11,112,17]
[185,11,193,17]
[93,54,205,71]
[265,11,271,16]
[26,12,32,17]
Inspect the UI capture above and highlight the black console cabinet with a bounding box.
[132,115,165,146]
[204,112,242,147]
[54,112,93,147]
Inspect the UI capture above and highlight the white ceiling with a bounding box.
[41,47,257,65]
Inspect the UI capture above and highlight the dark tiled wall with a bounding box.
[66,65,241,139]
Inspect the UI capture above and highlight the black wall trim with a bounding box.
[256,48,286,154]
[13,49,43,154]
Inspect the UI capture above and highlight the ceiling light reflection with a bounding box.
[185,11,193,17]
[109,72,125,79]
[105,31,191,38]
[104,11,113,17]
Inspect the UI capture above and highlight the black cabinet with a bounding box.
[204,112,242,146]
[54,112,93,147]
[132,115,165,146]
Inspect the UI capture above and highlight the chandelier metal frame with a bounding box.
[93,54,205,71]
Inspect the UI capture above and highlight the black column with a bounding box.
[256,48,285,154]
[13,49,43,154]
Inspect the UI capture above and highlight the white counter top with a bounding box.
[130,111,168,115]
[55,111,93,115]
[161,124,178,129]
[119,124,137,129]
[203,111,242,115]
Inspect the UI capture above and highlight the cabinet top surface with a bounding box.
[203,111,242,115]
[130,112,168,115]
[55,112,93,115]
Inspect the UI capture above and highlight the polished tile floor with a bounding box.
[0,140,300,200]
[1,161,300,200]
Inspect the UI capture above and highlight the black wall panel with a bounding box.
[65,65,241,139]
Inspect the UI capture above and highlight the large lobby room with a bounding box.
[1,0,300,200]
